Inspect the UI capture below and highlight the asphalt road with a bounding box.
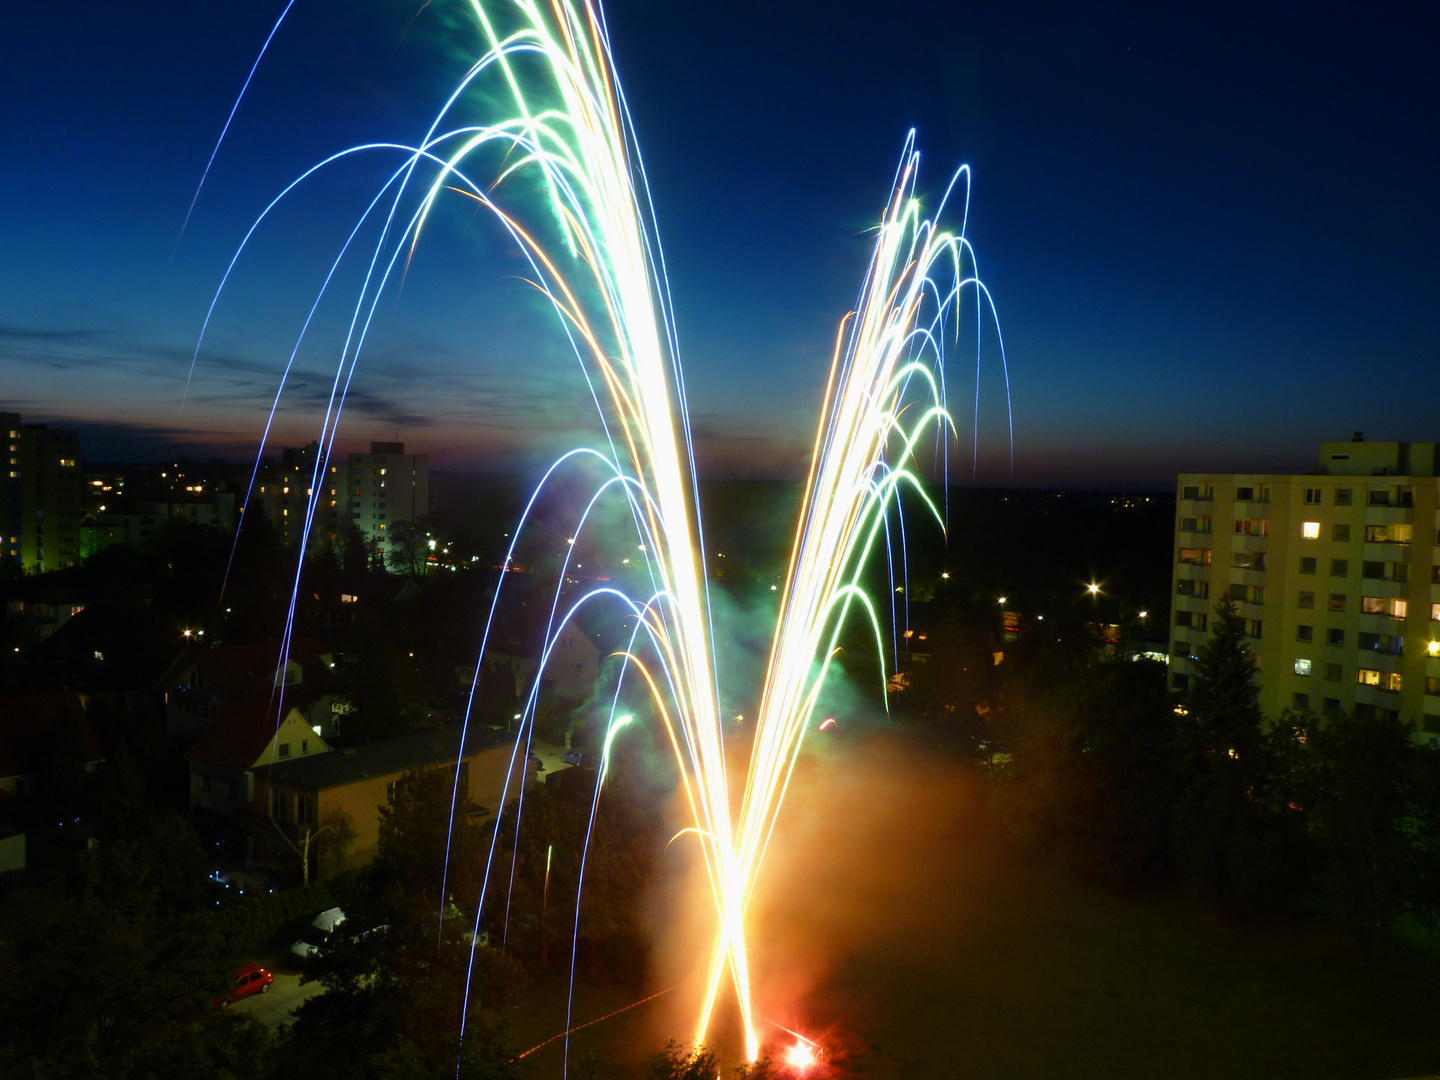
[226,963,324,1030]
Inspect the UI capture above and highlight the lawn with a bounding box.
[507,731,1440,1079]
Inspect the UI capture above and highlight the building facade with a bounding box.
[2,412,81,573]
[342,441,429,566]
[1169,438,1440,743]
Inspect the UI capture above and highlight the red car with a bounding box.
[215,963,273,1007]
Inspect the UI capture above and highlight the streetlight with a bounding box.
[1086,582,1101,596]
[997,596,1007,605]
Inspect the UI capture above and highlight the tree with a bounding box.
[1173,601,1308,916]
[280,769,528,1079]
[1307,710,1426,952]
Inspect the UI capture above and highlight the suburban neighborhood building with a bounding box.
[1170,437,1440,742]
[249,724,525,869]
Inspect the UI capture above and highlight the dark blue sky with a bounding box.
[1,1,1435,486]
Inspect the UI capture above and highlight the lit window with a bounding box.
[1302,521,1320,539]
[1357,668,1380,686]
[1294,658,1312,676]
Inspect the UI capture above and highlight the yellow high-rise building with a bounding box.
[1169,436,1440,744]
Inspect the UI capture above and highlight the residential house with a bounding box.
[0,693,105,798]
[159,638,339,737]
[250,724,523,869]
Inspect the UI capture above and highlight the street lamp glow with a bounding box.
[997,596,1007,604]
[1086,582,1101,595]
[1138,610,1148,619]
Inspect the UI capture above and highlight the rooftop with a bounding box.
[252,724,516,792]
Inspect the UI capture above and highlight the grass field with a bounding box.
[507,732,1440,1079]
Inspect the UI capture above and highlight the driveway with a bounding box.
[528,739,575,780]
[228,965,324,1030]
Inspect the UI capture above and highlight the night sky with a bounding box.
[1,1,1436,486]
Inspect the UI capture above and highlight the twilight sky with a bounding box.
[1,1,1436,487]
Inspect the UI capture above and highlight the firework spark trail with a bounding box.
[200,0,1012,1065]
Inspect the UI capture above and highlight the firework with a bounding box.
[204,0,1006,1065]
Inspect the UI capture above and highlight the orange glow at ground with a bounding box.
[784,1040,817,1072]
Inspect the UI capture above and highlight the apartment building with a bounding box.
[341,441,429,564]
[1,412,81,573]
[1169,437,1440,743]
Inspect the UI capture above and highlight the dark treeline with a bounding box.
[888,592,1440,947]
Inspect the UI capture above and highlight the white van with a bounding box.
[290,906,345,960]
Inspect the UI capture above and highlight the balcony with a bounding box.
[1355,648,1404,674]
[1366,505,1413,526]
[1229,566,1267,588]
[1235,500,1270,518]
[1175,562,1210,581]
[1360,578,1405,600]
[1231,533,1269,553]
[1364,541,1410,564]
[1177,530,1213,548]
[1354,684,1402,710]
[1178,498,1213,516]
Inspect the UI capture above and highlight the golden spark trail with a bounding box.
[212,0,1008,1063]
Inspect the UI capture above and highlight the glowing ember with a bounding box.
[785,1040,818,1072]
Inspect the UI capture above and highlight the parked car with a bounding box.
[290,906,346,960]
[561,749,585,765]
[215,963,272,1007]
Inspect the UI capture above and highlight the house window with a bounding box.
[1330,559,1348,577]
[1301,521,1320,539]
[1357,668,1380,686]
[1234,551,1266,570]
[1297,590,1315,609]
[1332,524,1350,542]
[1334,488,1353,506]
[1432,603,1440,622]
[1304,488,1322,504]
[1299,557,1317,575]
[1178,547,1210,565]
[1182,485,1200,499]
[1236,486,1254,501]
[1329,593,1347,612]
[1236,519,1269,536]
[1425,676,1440,696]
[301,739,309,755]
[1245,619,1263,639]
[278,742,291,759]
[1323,663,1342,682]
[1177,579,1209,598]
[1172,673,1190,690]
[1326,628,1345,647]
[1323,697,1341,712]
[1365,525,1389,543]
[297,795,311,825]
[1292,692,1310,709]
[1296,625,1313,642]
[1362,596,1384,615]
[1294,658,1312,676]
[1181,516,1198,532]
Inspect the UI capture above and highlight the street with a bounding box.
[227,961,324,1030]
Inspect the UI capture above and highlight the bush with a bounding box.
[217,883,336,960]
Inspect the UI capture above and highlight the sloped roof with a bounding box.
[163,638,337,705]
[184,692,294,773]
[0,693,105,780]
[252,724,515,792]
